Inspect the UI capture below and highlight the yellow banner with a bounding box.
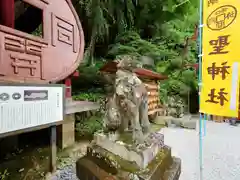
[200,0,240,117]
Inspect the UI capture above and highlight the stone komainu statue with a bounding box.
[103,56,150,144]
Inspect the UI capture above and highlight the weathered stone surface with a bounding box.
[57,114,75,149]
[76,156,116,180]
[180,120,196,129]
[103,55,151,145]
[92,130,164,169]
[74,56,181,180]
[138,146,173,180]
[166,96,185,118]
[163,157,181,180]
[76,146,181,180]
[171,118,182,127]
[155,115,197,130]
[153,116,171,126]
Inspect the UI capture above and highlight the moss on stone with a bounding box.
[117,124,163,145]
[151,124,164,132]
[89,144,140,173]
[138,147,172,179]
[118,132,134,145]
[88,143,172,178]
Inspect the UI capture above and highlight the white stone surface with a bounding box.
[161,121,240,180]
[93,131,164,169]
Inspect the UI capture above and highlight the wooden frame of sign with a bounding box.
[0,83,65,172]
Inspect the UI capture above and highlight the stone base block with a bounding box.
[164,157,181,180]
[92,130,164,169]
[76,145,181,180]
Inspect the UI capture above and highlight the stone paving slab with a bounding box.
[160,121,240,180]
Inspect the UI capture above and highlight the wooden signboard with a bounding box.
[0,0,84,84]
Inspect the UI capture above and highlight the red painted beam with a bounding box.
[0,0,15,28]
[65,78,72,99]
[134,68,168,80]
[72,70,79,77]
[100,61,168,80]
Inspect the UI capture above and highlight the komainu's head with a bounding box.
[116,55,142,71]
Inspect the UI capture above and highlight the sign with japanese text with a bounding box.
[0,84,64,135]
[200,0,240,117]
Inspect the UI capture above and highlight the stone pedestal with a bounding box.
[57,114,75,149]
[76,129,181,180]
[76,144,181,180]
[93,131,164,169]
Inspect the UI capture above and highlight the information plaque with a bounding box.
[0,84,64,135]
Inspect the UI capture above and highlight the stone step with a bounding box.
[138,146,173,180]
[76,156,113,180]
[163,157,181,180]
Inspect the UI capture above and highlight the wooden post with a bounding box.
[57,71,79,149]
[0,0,15,28]
[50,125,57,172]
[64,71,79,100]
[57,114,75,149]
[0,1,19,151]
[65,78,72,101]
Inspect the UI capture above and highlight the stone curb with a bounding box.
[153,116,197,129]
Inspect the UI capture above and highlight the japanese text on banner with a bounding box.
[200,0,240,117]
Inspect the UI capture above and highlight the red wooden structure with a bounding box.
[0,0,87,173]
[100,61,168,80]
[0,0,15,28]
[0,0,85,99]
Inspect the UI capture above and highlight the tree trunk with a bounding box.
[88,34,96,66]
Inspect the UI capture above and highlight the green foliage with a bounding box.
[72,61,106,92]
[75,116,103,138]
[74,0,198,64]
[31,24,43,37]
[73,92,104,102]
[0,169,9,180]
[70,0,200,139]
[105,6,198,101]
[170,58,183,68]
[72,0,199,108]
[155,6,198,101]
[107,31,172,61]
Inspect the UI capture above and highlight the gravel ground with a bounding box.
[51,165,79,180]
[49,142,89,180]
[50,121,240,180]
[161,120,240,180]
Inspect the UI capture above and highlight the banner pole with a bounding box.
[198,0,204,179]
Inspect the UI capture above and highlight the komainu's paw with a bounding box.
[133,130,144,145]
[142,125,150,134]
